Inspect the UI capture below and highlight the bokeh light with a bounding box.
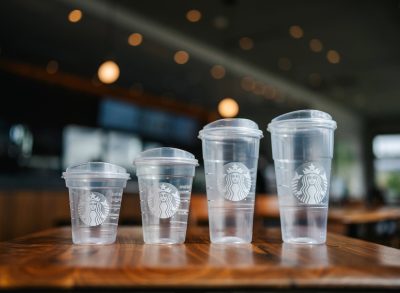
[218,97,239,117]
[128,33,143,46]
[186,9,202,22]
[327,50,340,64]
[68,9,82,23]
[289,25,304,39]
[97,61,120,84]
[210,65,226,79]
[174,50,190,64]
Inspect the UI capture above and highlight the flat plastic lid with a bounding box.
[62,162,130,180]
[133,147,198,166]
[198,118,263,139]
[267,109,337,131]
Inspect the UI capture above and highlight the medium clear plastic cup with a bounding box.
[198,119,263,244]
[133,147,198,244]
[268,110,337,244]
[62,162,130,245]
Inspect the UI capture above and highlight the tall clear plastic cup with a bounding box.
[199,119,263,244]
[62,162,130,245]
[268,110,337,244]
[134,147,198,244]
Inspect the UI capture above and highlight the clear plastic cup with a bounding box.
[62,162,130,245]
[268,110,337,244]
[133,147,198,244]
[198,119,263,244]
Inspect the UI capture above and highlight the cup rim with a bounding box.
[134,157,199,166]
[267,109,337,132]
[62,162,130,180]
[198,118,263,139]
[133,147,199,166]
[62,172,131,180]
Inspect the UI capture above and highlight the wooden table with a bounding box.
[1,227,400,292]
[329,207,400,224]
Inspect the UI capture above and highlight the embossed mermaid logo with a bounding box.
[292,163,328,204]
[220,162,251,201]
[148,183,180,219]
[78,192,110,226]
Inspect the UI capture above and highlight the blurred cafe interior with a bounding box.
[1,0,400,248]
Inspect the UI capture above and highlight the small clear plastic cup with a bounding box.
[198,118,263,244]
[133,147,198,244]
[268,110,337,244]
[62,162,130,245]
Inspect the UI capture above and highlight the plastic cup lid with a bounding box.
[267,109,337,132]
[133,147,198,166]
[198,118,263,139]
[62,162,130,180]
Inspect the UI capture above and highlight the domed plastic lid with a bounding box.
[133,147,198,166]
[267,109,337,132]
[62,162,130,180]
[198,118,263,139]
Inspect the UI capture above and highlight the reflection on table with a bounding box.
[1,226,400,291]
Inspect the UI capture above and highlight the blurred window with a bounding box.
[373,135,400,204]
[99,98,140,132]
[62,126,103,169]
[98,98,198,145]
[62,125,142,172]
[373,135,400,158]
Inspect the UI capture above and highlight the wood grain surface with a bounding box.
[329,207,400,224]
[1,226,400,291]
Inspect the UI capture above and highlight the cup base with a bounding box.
[72,239,116,245]
[283,237,325,245]
[144,238,184,245]
[71,227,117,245]
[211,236,251,244]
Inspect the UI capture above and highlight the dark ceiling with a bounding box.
[1,0,400,122]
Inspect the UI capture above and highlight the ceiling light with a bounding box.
[309,39,323,52]
[128,33,143,46]
[218,97,239,118]
[68,9,82,23]
[186,9,202,22]
[327,50,340,64]
[174,50,189,64]
[210,65,226,79]
[289,25,303,39]
[46,60,58,74]
[97,61,120,84]
[239,37,254,50]
[278,57,292,71]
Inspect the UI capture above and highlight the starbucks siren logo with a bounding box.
[220,162,251,201]
[78,192,110,226]
[148,183,180,219]
[292,163,328,204]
